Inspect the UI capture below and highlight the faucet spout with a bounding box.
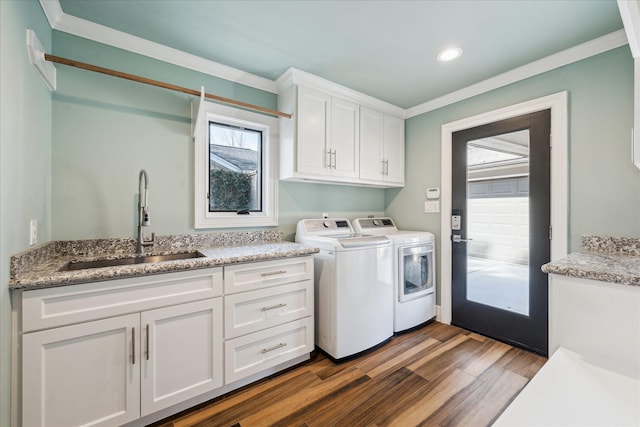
[137,169,154,254]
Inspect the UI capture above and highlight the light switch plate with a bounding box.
[424,201,440,213]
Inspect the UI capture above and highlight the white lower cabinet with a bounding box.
[23,314,141,427]
[224,280,313,339]
[140,299,223,416]
[223,258,314,384]
[22,298,223,427]
[19,258,314,426]
[225,316,313,384]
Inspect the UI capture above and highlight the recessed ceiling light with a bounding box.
[437,47,463,62]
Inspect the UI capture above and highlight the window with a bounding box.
[194,101,278,228]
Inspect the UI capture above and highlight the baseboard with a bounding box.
[436,304,443,323]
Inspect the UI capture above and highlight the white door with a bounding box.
[23,314,140,427]
[331,97,359,178]
[140,298,223,416]
[359,107,384,181]
[297,86,331,176]
[383,114,405,184]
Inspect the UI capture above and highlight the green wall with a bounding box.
[387,46,637,303]
[0,1,53,424]
[2,6,637,422]
[51,32,385,241]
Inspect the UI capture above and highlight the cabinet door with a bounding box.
[331,97,360,178]
[359,107,385,182]
[140,298,223,416]
[23,314,140,427]
[297,86,331,175]
[383,114,405,185]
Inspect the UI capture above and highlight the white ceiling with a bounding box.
[53,0,626,109]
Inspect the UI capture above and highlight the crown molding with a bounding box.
[406,29,628,118]
[39,1,629,117]
[276,67,405,117]
[38,0,278,94]
[618,0,640,58]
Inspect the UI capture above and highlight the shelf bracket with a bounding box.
[26,29,56,90]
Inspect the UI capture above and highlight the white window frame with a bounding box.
[194,101,278,228]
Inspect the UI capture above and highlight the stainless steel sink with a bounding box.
[61,251,206,271]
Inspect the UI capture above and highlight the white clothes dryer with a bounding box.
[353,217,436,333]
[296,218,393,360]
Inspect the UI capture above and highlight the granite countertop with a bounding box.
[542,236,640,287]
[9,231,319,291]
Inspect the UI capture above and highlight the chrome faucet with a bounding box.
[137,169,155,254]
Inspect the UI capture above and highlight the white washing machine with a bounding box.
[353,217,436,333]
[296,218,393,360]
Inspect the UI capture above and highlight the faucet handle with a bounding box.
[142,232,155,246]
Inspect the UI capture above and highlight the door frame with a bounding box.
[439,91,568,325]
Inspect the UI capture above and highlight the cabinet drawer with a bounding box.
[224,317,314,384]
[224,257,313,294]
[22,268,223,332]
[224,280,313,339]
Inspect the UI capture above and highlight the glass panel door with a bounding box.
[466,131,530,315]
[451,110,550,355]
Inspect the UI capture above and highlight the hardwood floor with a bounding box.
[152,322,546,427]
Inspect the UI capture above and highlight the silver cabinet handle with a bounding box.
[452,235,473,243]
[261,270,286,277]
[331,150,337,169]
[145,324,150,361]
[261,342,287,354]
[131,327,135,365]
[326,150,332,169]
[384,159,389,176]
[381,159,386,174]
[261,303,287,312]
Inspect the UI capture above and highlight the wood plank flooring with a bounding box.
[152,322,546,427]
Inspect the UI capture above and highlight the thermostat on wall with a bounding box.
[426,187,440,199]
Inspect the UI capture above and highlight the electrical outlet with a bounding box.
[30,219,37,246]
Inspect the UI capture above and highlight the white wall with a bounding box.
[0,1,53,424]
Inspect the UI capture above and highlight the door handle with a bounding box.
[131,327,135,365]
[452,235,473,243]
[146,324,150,361]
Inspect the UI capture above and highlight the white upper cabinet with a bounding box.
[277,68,404,188]
[295,86,359,179]
[383,114,405,185]
[359,107,405,186]
[331,96,360,178]
[359,107,384,182]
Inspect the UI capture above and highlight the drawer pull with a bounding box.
[261,342,287,354]
[261,303,287,312]
[261,270,287,277]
